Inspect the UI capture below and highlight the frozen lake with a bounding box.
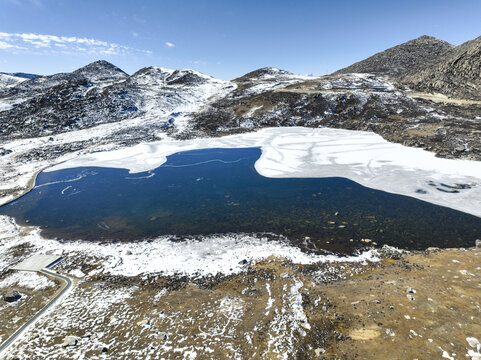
[1,147,480,254]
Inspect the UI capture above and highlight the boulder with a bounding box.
[4,290,21,302]
[62,335,79,347]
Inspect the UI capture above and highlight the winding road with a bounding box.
[0,268,73,357]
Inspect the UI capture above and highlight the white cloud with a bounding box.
[0,40,25,50]
[165,41,175,48]
[0,32,151,56]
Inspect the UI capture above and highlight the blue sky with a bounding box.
[0,0,480,79]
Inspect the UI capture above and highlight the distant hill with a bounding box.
[0,73,26,88]
[10,72,40,79]
[233,67,293,82]
[333,35,453,77]
[0,72,40,80]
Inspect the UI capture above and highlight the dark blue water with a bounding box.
[1,148,480,254]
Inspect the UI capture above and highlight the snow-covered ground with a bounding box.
[0,215,379,278]
[48,127,481,218]
[0,102,13,112]
[0,271,55,290]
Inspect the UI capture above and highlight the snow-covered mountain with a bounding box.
[0,61,232,140]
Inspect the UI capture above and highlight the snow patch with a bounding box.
[68,268,85,278]
[0,271,55,290]
[0,102,13,112]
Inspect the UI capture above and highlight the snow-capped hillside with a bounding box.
[104,66,233,133]
[0,73,29,112]
[127,67,217,87]
[0,73,27,89]
[0,61,232,139]
[231,67,313,98]
[128,66,175,85]
[8,60,127,96]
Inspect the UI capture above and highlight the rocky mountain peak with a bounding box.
[333,35,453,77]
[5,60,127,94]
[129,66,175,85]
[233,67,292,82]
[72,60,128,82]
[400,35,481,100]
[411,35,443,42]
[165,69,211,85]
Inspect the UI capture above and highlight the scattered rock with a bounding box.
[475,239,481,248]
[62,335,79,347]
[385,328,395,337]
[379,245,404,259]
[136,319,150,326]
[4,290,21,302]
[0,148,13,156]
[96,345,108,353]
[467,336,480,348]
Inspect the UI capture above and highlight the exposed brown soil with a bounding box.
[2,247,480,359]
